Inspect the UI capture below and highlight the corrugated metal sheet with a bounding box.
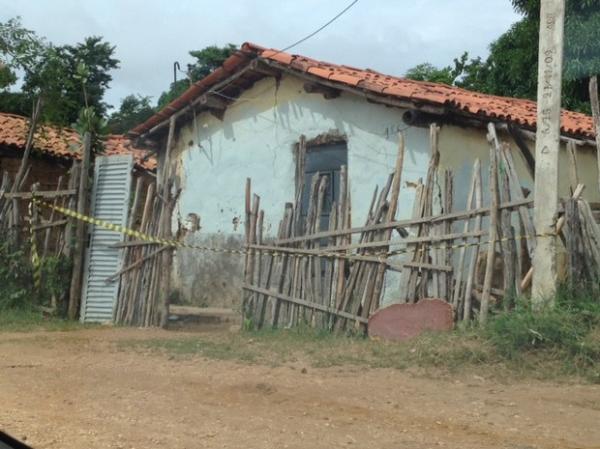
[80,154,133,323]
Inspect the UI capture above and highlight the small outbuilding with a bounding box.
[129,43,598,309]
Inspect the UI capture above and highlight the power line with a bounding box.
[280,0,360,53]
[209,0,360,97]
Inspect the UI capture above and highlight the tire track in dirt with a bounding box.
[1,329,599,449]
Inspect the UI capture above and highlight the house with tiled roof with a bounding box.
[0,112,155,192]
[129,43,599,308]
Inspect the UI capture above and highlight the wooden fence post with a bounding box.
[68,132,92,320]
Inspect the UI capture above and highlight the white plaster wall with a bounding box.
[173,75,432,235]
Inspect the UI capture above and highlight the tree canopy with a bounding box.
[404,0,600,113]
[0,18,119,126]
[0,17,237,135]
[107,94,155,134]
[156,44,236,110]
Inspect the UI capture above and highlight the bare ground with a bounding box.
[1,327,599,449]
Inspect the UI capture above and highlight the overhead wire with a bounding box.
[209,0,360,98]
[275,0,360,54]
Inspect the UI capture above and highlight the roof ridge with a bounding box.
[130,42,595,140]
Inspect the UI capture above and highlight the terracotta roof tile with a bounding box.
[0,112,155,170]
[261,50,293,65]
[130,42,596,141]
[249,44,595,139]
[329,72,363,87]
[307,66,334,79]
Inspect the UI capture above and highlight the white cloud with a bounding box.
[0,0,520,109]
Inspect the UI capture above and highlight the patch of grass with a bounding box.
[0,307,91,332]
[120,325,498,377]
[120,286,600,383]
[485,286,600,382]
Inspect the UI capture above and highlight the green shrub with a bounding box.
[0,238,71,312]
[0,240,34,309]
[486,286,600,368]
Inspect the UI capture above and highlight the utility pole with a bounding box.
[532,0,565,307]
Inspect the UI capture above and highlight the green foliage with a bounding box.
[405,63,455,85]
[107,94,155,134]
[405,52,490,92]
[157,44,237,110]
[125,286,600,382]
[0,237,72,314]
[405,1,600,113]
[0,17,119,125]
[187,44,237,80]
[0,308,88,332]
[22,36,119,126]
[0,17,46,86]
[39,255,72,308]
[486,287,600,373]
[0,240,33,309]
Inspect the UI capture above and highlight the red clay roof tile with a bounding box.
[0,112,155,170]
[130,42,596,141]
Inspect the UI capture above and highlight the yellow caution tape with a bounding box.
[32,198,556,260]
[28,194,42,292]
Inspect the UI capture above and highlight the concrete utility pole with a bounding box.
[532,0,565,306]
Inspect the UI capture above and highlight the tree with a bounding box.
[0,17,47,116]
[157,44,237,109]
[404,0,600,113]
[0,18,119,126]
[107,94,155,134]
[22,36,119,126]
[405,53,489,92]
[404,63,455,85]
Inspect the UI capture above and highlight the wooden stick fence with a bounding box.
[242,123,548,330]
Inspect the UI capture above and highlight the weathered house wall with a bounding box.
[166,74,599,308]
[0,147,71,191]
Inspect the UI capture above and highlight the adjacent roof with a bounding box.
[0,112,156,170]
[130,42,596,141]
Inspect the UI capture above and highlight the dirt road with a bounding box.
[1,327,599,449]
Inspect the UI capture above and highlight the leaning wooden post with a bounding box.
[532,0,565,307]
[481,124,500,324]
[588,76,600,194]
[159,116,176,328]
[68,132,92,320]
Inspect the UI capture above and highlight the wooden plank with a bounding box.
[68,132,92,320]
[480,123,501,324]
[451,159,478,311]
[589,76,600,194]
[110,240,162,248]
[494,129,536,258]
[106,246,169,281]
[61,163,80,258]
[3,189,77,199]
[274,198,533,246]
[500,163,518,305]
[565,198,585,286]
[367,133,405,317]
[463,159,483,321]
[42,176,64,258]
[243,284,368,324]
[520,183,585,291]
[270,203,294,327]
[33,219,68,232]
[567,141,580,193]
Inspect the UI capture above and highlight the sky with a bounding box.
[1,0,521,111]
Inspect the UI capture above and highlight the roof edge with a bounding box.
[128,44,260,138]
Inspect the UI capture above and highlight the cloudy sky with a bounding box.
[1,0,521,111]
